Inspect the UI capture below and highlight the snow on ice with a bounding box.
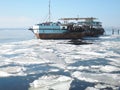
[0,35,120,90]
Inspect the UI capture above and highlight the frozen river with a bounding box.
[0,29,120,90]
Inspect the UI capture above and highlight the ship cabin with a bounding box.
[30,22,68,34]
[77,21,102,29]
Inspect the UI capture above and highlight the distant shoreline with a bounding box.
[0,28,27,30]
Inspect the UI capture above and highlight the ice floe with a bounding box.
[0,35,120,90]
[29,75,72,90]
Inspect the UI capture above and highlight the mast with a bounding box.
[49,0,51,22]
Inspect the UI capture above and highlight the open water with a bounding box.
[0,29,120,90]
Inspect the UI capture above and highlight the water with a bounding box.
[0,29,34,43]
[0,29,120,90]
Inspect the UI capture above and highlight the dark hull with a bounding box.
[88,29,105,36]
[35,32,85,39]
[86,29,105,37]
[34,29,105,39]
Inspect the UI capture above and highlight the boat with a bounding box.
[29,0,104,39]
[59,17,104,37]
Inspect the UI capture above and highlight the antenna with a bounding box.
[49,0,51,22]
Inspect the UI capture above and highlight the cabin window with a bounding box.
[62,27,65,29]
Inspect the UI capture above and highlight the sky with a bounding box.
[0,0,120,28]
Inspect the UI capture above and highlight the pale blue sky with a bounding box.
[0,0,120,28]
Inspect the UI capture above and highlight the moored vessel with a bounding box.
[29,17,104,39]
[29,21,85,39]
[29,0,104,39]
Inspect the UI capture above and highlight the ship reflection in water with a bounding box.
[68,39,92,45]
